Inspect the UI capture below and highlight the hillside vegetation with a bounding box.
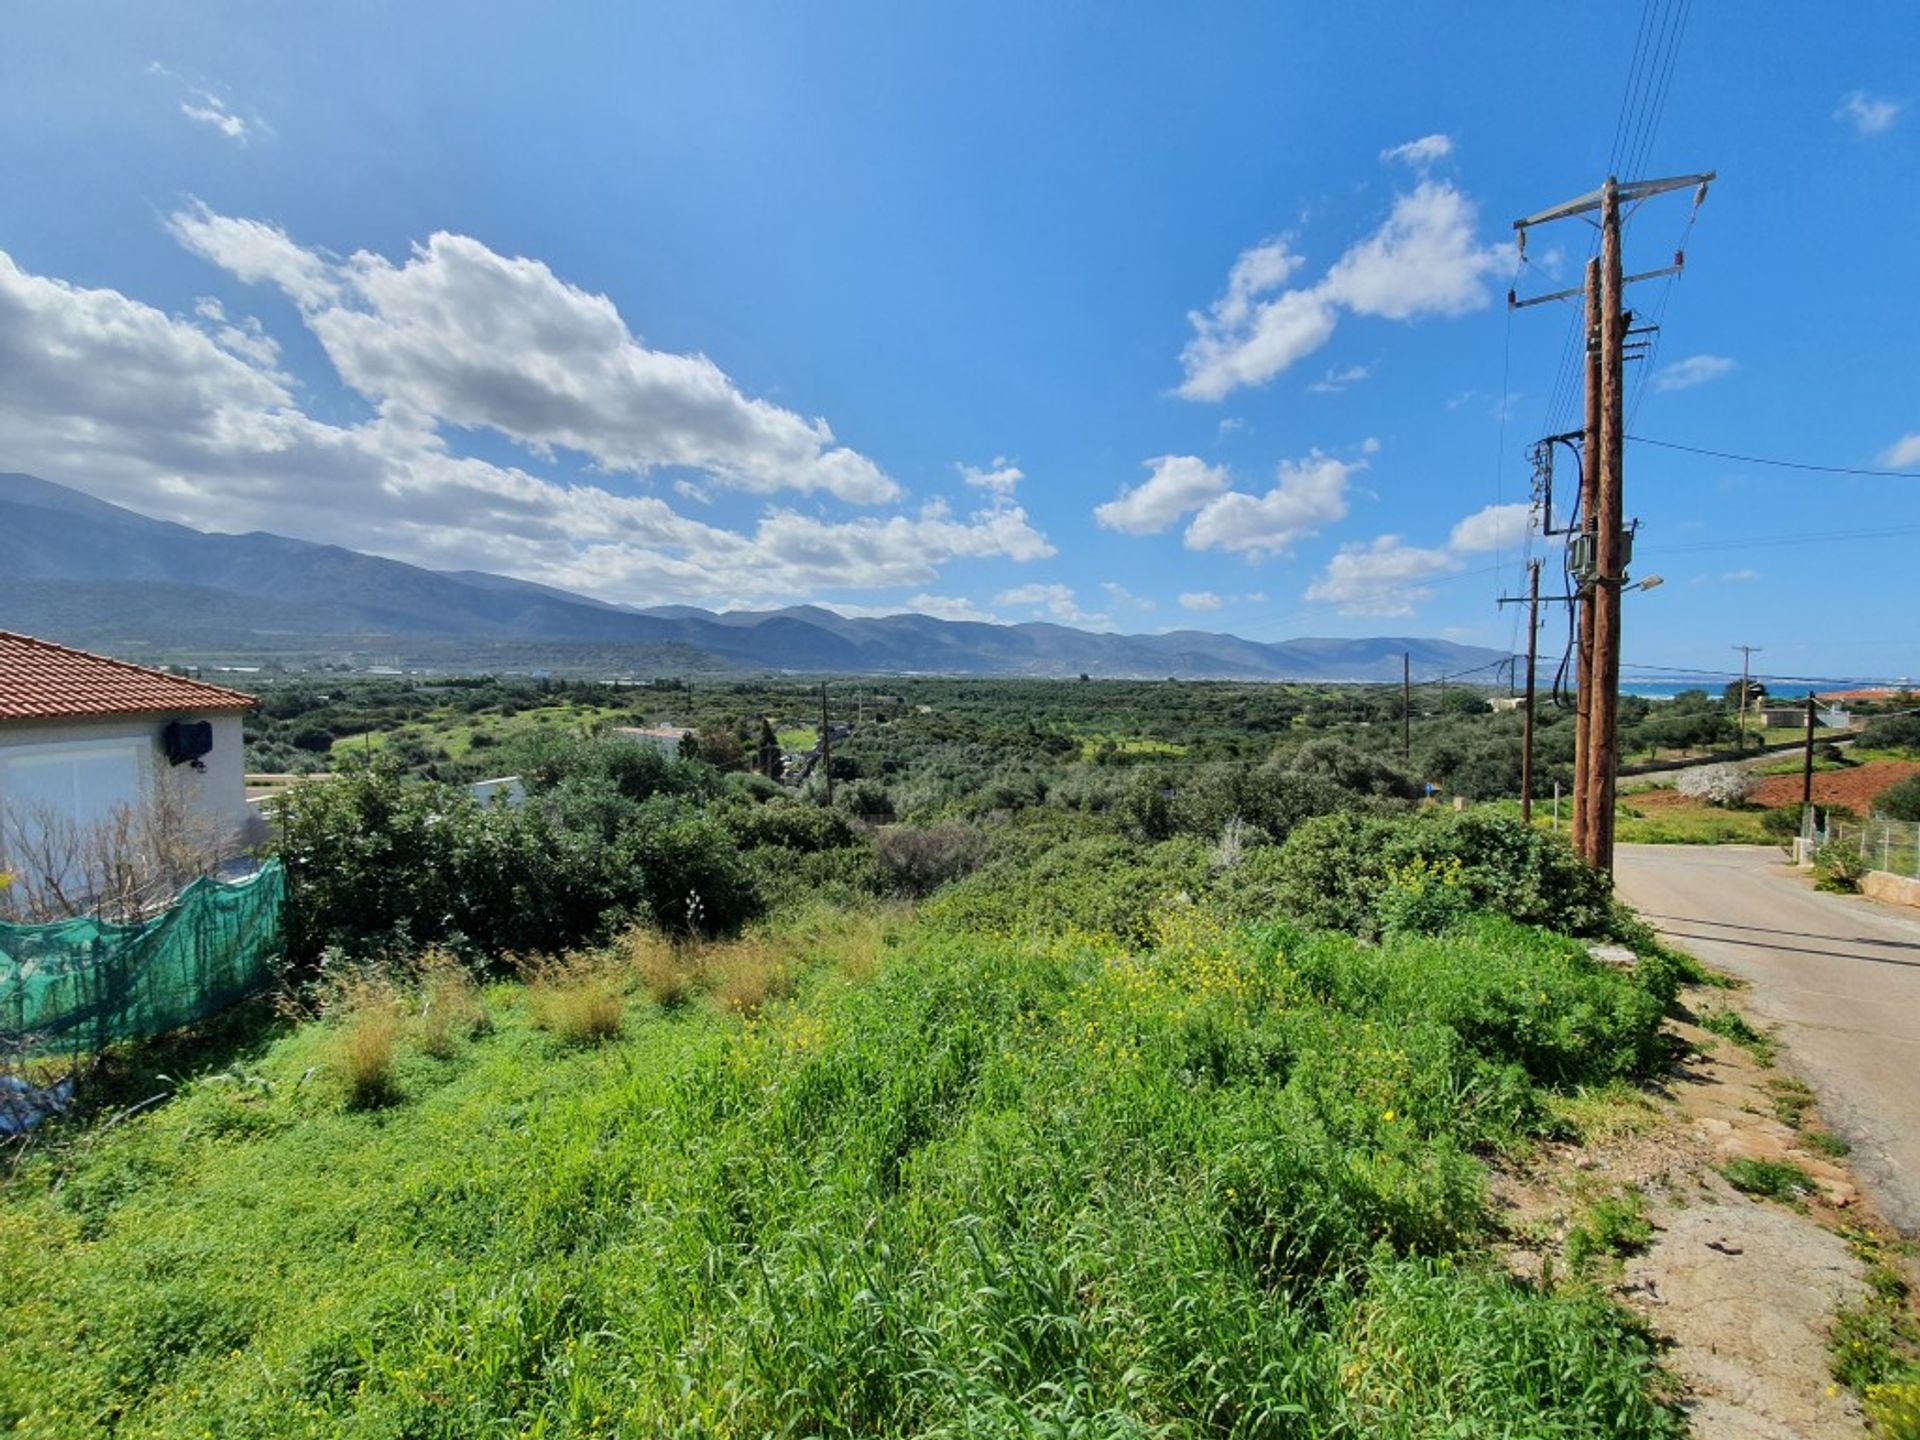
[0,704,1721,1436]
[1,894,1683,1437]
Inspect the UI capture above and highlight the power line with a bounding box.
[1649,523,1920,555]
[1629,434,1920,478]
[1619,660,1917,688]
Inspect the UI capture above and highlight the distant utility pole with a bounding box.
[819,681,833,807]
[1512,168,1713,873]
[1497,559,1545,824]
[1733,645,1762,753]
[1802,692,1817,813]
[1402,652,1412,763]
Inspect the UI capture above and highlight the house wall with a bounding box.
[0,711,252,856]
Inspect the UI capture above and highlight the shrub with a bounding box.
[835,780,896,822]
[872,823,990,897]
[525,954,624,1045]
[1270,810,1618,940]
[1286,739,1421,798]
[1758,805,1804,842]
[716,797,859,854]
[1874,775,1920,823]
[1171,766,1355,843]
[1675,763,1755,807]
[1860,713,1920,752]
[1814,840,1868,893]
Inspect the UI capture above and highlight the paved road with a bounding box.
[1615,844,1920,1234]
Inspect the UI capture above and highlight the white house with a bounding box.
[0,631,257,877]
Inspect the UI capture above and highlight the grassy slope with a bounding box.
[1,908,1683,1438]
[327,702,638,763]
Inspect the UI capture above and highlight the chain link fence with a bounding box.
[1804,810,1920,879]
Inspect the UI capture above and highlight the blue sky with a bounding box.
[2,4,1915,681]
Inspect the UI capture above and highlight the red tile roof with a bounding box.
[0,631,256,723]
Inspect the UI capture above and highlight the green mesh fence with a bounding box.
[0,860,284,1056]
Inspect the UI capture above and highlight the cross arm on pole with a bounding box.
[1512,172,1713,232]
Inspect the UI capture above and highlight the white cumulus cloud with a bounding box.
[1178,591,1222,611]
[958,458,1023,498]
[908,593,999,623]
[1306,500,1537,616]
[1179,179,1505,401]
[1184,452,1357,558]
[1094,454,1230,534]
[0,243,1053,608]
[1654,354,1735,392]
[1448,501,1533,553]
[995,582,1104,626]
[168,203,898,504]
[1306,536,1460,617]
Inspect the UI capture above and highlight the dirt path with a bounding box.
[1498,994,1877,1437]
[1615,843,1920,1236]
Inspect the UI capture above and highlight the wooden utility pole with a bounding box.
[1802,692,1817,811]
[1587,181,1626,874]
[1511,169,1712,873]
[1521,559,1541,825]
[1496,558,1545,825]
[1402,652,1412,763]
[1572,258,1602,861]
[1733,645,1762,753]
[818,682,833,807]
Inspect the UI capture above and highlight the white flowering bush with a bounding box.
[1675,763,1755,808]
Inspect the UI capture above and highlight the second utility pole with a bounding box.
[1496,558,1546,824]
[1733,644,1762,753]
[1520,558,1541,825]
[1402,652,1412,763]
[819,681,833,808]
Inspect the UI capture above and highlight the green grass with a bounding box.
[1613,803,1772,846]
[1829,1226,1920,1426]
[1722,1156,1815,1201]
[0,908,1686,1438]
[1695,1006,1776,1065]
[1564,1192,1654,1274]
[1077,732,1188,761]
[1803,1129,1852,1159]
[327,701,639,762]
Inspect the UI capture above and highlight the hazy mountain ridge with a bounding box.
[0,474,1507,680]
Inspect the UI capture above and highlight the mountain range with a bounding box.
[0,473,1508,682]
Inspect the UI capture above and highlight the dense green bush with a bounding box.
[1874,774,1920,822]
[276,766,760,963]
[871,822,991,897]
[1269,809,1619,940]
[1860,713,1920,752]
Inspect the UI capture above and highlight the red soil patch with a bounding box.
[1634,759,1920,812]
[1748,758,1920,810]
